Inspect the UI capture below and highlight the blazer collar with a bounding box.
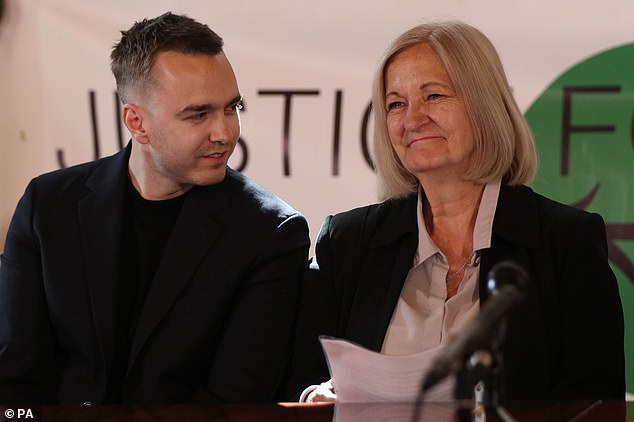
[368,195,419,249]
[491,184,540,249]
[364,185,542,273]
[478,184,541,301]
[367,185,541,249]
[346,195,419,351]
[79,144,131,370]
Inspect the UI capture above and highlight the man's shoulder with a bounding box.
[223,168,303,220]
[34,160,96,187]
[30,149,126,193]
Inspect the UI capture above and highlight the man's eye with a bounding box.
[233,102,244,112]
[192,112,207,120]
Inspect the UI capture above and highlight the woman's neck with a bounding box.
[422,180,485,261]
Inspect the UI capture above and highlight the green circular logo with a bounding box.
[525,42,634,393]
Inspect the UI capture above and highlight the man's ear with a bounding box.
[123,104,149,144]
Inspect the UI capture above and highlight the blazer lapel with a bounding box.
[79,146,130,371]
[127,180,228,368]
[346,197,419,351]
[479,185,540,301]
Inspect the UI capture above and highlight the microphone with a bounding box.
[421,260,529,393]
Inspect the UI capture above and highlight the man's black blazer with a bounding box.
[286,184,624,401]
[0,145,310,404]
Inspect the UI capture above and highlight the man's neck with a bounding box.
[127,146,191,200]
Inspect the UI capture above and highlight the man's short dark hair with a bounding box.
[110,12,224,103]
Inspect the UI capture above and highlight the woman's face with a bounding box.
[384,43,475,181]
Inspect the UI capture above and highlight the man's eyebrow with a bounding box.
[177,103,212,116]
[177,95,243,116]
[227,94,243,106]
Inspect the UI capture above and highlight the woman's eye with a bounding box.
[427,93,445,100]
[387,101,405,111]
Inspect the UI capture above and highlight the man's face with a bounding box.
[132,51,242,197]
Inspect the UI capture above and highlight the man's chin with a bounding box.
[195,168,227,186]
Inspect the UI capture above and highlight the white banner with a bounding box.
[1,0,633,252]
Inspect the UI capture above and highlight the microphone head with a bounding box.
[486,260,529,295]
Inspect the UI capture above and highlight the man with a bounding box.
[0,12,309,404]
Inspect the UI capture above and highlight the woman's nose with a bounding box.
[403,101,431,131]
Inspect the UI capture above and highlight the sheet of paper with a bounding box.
[319,336,455,403]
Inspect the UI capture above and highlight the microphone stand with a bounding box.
[454,351,491,422]
[411,261,527,422]
[454,318,516,422]
[412,313,514,422]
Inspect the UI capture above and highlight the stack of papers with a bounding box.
[319,336,455,403]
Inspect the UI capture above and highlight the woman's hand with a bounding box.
[305,379,337,403]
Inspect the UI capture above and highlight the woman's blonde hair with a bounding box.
[372,21,537,200]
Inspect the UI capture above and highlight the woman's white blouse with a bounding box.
[381,180,501,356]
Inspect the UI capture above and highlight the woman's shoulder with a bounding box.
[328,195,416,229]
[319,195,418,248]
[503,184,605,229]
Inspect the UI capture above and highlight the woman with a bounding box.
[284,20,624,402]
